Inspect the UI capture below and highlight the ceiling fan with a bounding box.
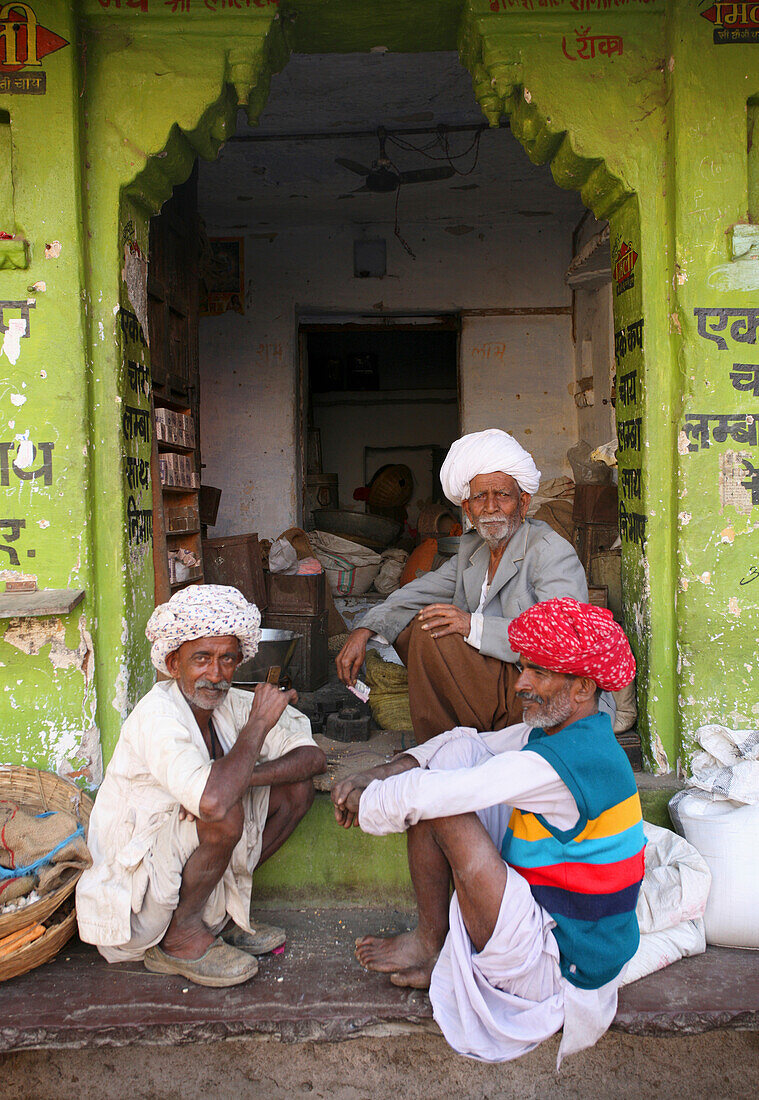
[336,127,455,194]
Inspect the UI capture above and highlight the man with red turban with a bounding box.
[331,598,644,1067]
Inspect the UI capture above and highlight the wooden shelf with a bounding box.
[170,570,204,590]
[166,527,201,538]
[158,441,195,454]
[0,588,85,619]
[161,483,200,494]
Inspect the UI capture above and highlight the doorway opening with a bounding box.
[133,49,637,762]
[301,321,459,534]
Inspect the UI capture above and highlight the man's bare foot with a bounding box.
[389,959,438,989]
[355,929,440,975]
[160,924,216,960]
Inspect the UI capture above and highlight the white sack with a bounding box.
[310,531,381,597]
[668,790,759,948]
[620,821,710,986]
[373,548,408,595]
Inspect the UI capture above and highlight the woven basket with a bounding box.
[0,766,93,938]
[0,895,77,983]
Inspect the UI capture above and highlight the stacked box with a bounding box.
[165,501,200,533]
[155,408,195,449]
[159,452,197,488]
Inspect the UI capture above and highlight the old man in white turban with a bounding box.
[336,429,588,741]
[77,584,325,987]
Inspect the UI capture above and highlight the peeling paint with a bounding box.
[650,731,670,776]
[4,615,95,683]
[728,596,740,617]
[44,241,62,259]
[720,526,735,544]
[1,318,27,365]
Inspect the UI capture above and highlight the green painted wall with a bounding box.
[0,2,98,784]
[1,0,757,790]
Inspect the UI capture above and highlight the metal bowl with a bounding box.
[313,509,401,550]
[233,629,301,687]
[436,536,461,557]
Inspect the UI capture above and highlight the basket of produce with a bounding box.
[0,895,77,983]
[0,766,93,940]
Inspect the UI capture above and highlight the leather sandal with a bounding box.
[143,938,259,987]
[221,921,287,955]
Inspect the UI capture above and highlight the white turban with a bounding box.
[146,584,261,675]
[439,429,541,505]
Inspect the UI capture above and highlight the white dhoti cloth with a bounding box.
[97,795,269,964]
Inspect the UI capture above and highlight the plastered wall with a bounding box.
[199,216,579,538]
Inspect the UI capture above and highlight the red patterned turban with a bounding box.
[508,597,636,691]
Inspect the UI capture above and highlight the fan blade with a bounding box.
[338,185,372,198]
[397,166,457,185]
[335,157,370,177]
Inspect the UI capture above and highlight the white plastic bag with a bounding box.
[687,725,759,805]
[268,537,299,575]
[621,822,710,986]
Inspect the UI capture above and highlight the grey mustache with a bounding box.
[196,679,230,693]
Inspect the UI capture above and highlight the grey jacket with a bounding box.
[358,518,588,664]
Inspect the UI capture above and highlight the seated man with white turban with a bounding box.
[77,585,326,987]
[332,599,643,1066]
[336,429,588,741]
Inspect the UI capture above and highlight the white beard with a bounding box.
[472,513,522,547]
[520,681,575,729]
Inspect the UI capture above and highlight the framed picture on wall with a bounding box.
[200,237,245,316]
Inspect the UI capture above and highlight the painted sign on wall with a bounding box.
[0,3,69,94]
[700,1,759,43]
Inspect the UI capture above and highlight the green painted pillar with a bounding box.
[669,0,759,764]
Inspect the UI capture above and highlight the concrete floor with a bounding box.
[2,1029,758,1099]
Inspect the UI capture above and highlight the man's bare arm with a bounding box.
[250,745,326,788]
[331,753,419,828]
[198,685,321,822]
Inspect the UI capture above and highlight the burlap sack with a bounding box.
[365,650,412,731]
[0,802,91,904]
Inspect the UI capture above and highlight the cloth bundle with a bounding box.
[373,548,409,595]
[675,724,759,805]
[0,803,91,906]
[620,821,711,985]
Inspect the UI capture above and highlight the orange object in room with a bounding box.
[399,538,439,587]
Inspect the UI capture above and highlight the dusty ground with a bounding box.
[2,1029,757,1100]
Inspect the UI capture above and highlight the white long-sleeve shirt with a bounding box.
[359,723,580,835]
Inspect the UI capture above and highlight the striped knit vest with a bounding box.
[500,712,645,990]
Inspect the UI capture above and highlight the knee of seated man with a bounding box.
[201,799,245,849]
[283,777,315,820]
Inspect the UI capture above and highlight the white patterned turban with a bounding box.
[439,429,541,505]
[146,584,262,674]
